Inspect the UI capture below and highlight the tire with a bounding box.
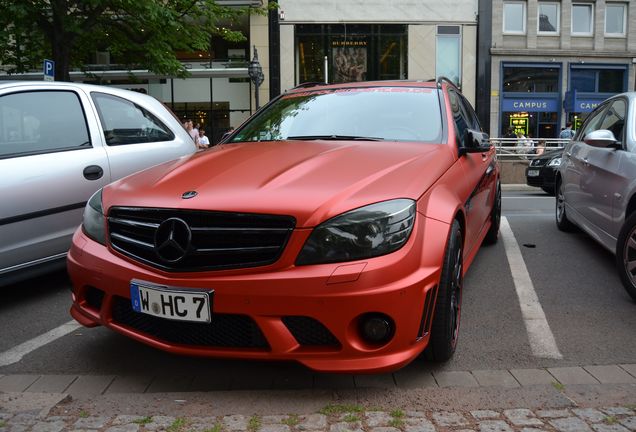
[483,182,501,245]
[556,179,576,232]
[426,220,463,362]
[615,211,636,302]
[541,186,555,196]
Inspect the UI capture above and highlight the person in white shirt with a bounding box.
[198,128,210,149]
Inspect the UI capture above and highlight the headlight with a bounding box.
[547,157,562,167]
[82,189,106,245]
[296,199,416,265]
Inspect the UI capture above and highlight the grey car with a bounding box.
[0,81,196,286]
[556,91,636,301]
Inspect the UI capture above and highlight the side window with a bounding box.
[447,88,469,146]
[459,95,482,131]
[0,91,90,158]
[92,92,174,145]
[580,104,608,139]
[598,99,626,144]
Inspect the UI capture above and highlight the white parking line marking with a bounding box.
[500,217,563,359]
[0,320,81,367]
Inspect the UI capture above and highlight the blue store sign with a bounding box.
[502,98,559,112]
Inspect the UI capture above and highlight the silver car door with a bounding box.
[580,98,627,241]
[0,88,109,278]
[89,91,196,181]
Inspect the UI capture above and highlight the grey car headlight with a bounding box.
[82,189,106,245]
[547,157,562,167]
[296,199,416,265]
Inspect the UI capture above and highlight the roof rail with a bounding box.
[436,76,461,91]
[292,81,326,89]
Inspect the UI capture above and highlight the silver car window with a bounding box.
[91,92,174,146]
[0,90,90,158]
[599,99,626,143]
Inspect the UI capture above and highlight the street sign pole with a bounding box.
[43,59,55,81]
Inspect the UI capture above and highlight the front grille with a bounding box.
[108,207,295,272]
[282,316,340,347]
[111,296,269,349]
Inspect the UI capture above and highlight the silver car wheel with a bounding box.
[622,227,636,287]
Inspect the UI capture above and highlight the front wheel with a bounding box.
[615,212,636,301]
[426,220,463,362]
[556,179,576,232]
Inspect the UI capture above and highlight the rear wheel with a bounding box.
[484,182,501,245]
[426,220,463,362]
[556,179,576,232]
[615,212,636,302]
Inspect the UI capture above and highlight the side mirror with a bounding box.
[460,129,491,155]
[583,129,619,148]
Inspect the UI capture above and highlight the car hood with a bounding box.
[103,140,454,227]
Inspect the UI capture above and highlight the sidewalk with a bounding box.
[2,364,636,431]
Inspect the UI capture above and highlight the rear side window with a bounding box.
[92,92,174,145]
[0,90,90,158]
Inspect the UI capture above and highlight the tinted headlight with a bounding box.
[296,199,416,265]
[82,189,106,245]
[547,157,562,167]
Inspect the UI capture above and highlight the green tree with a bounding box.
[0,0,262,81]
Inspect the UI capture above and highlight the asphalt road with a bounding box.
[1,189,635,382]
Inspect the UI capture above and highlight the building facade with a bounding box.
[486,0,636,138]
[275,0,480,105]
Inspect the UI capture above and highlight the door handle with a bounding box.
[583,158,589,166]
[83,165,104,180]
[565,152,572,158]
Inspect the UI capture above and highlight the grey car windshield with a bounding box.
[231,87,443,143]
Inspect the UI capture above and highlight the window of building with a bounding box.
[503,66,560,93]
[296,24,407,85]
[436,26,461,87]
[538,3,560,34]
[572,3,594,36]
[570,67,626,94]
[503,1,526,34]
[605,3,626,36]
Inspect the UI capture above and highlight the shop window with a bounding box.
[599,70,625,93]
[605,3,626,36]
[572,4,594,36]
[503,66,559,93]
[570,68,625,93]
[538,3,560,34]
[503,2,526,34]
[296,25,407,85]
[436,26,461,86]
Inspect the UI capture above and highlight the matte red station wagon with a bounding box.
[68,79,500,373]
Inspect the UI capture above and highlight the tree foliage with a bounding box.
[0,0,263,81]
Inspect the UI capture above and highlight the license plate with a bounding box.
[130,280,212,323]
[527,169,540,177]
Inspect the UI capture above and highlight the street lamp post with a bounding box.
[248,45,265,111]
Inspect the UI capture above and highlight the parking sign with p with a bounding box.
[43,59,55,81]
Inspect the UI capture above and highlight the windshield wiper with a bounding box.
[287,134,384,141]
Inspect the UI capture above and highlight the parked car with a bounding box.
[0,81,196,286]
[67,79,500,373]
[525,148,563,195]
[556,91,636,301]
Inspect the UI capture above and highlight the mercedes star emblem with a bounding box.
[182,191,198,199]
[154,218,192,263]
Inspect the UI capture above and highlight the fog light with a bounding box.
[359,313,395,345]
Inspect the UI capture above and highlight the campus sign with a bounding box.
[502,98,558,112]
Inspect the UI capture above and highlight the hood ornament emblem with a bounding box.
[182,191,197,199]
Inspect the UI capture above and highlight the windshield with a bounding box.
[230,87,443,143]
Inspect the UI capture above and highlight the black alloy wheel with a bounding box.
[556,179,575,232]
[484,181,501,245]
[615,211,636,302]
[426,219,463,362]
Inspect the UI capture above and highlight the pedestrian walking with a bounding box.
[559,122,575,139]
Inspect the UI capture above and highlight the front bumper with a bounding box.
[526,165,557,190]
[67,215,449,373]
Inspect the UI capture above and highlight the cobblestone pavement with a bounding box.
[2,404,636,432]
